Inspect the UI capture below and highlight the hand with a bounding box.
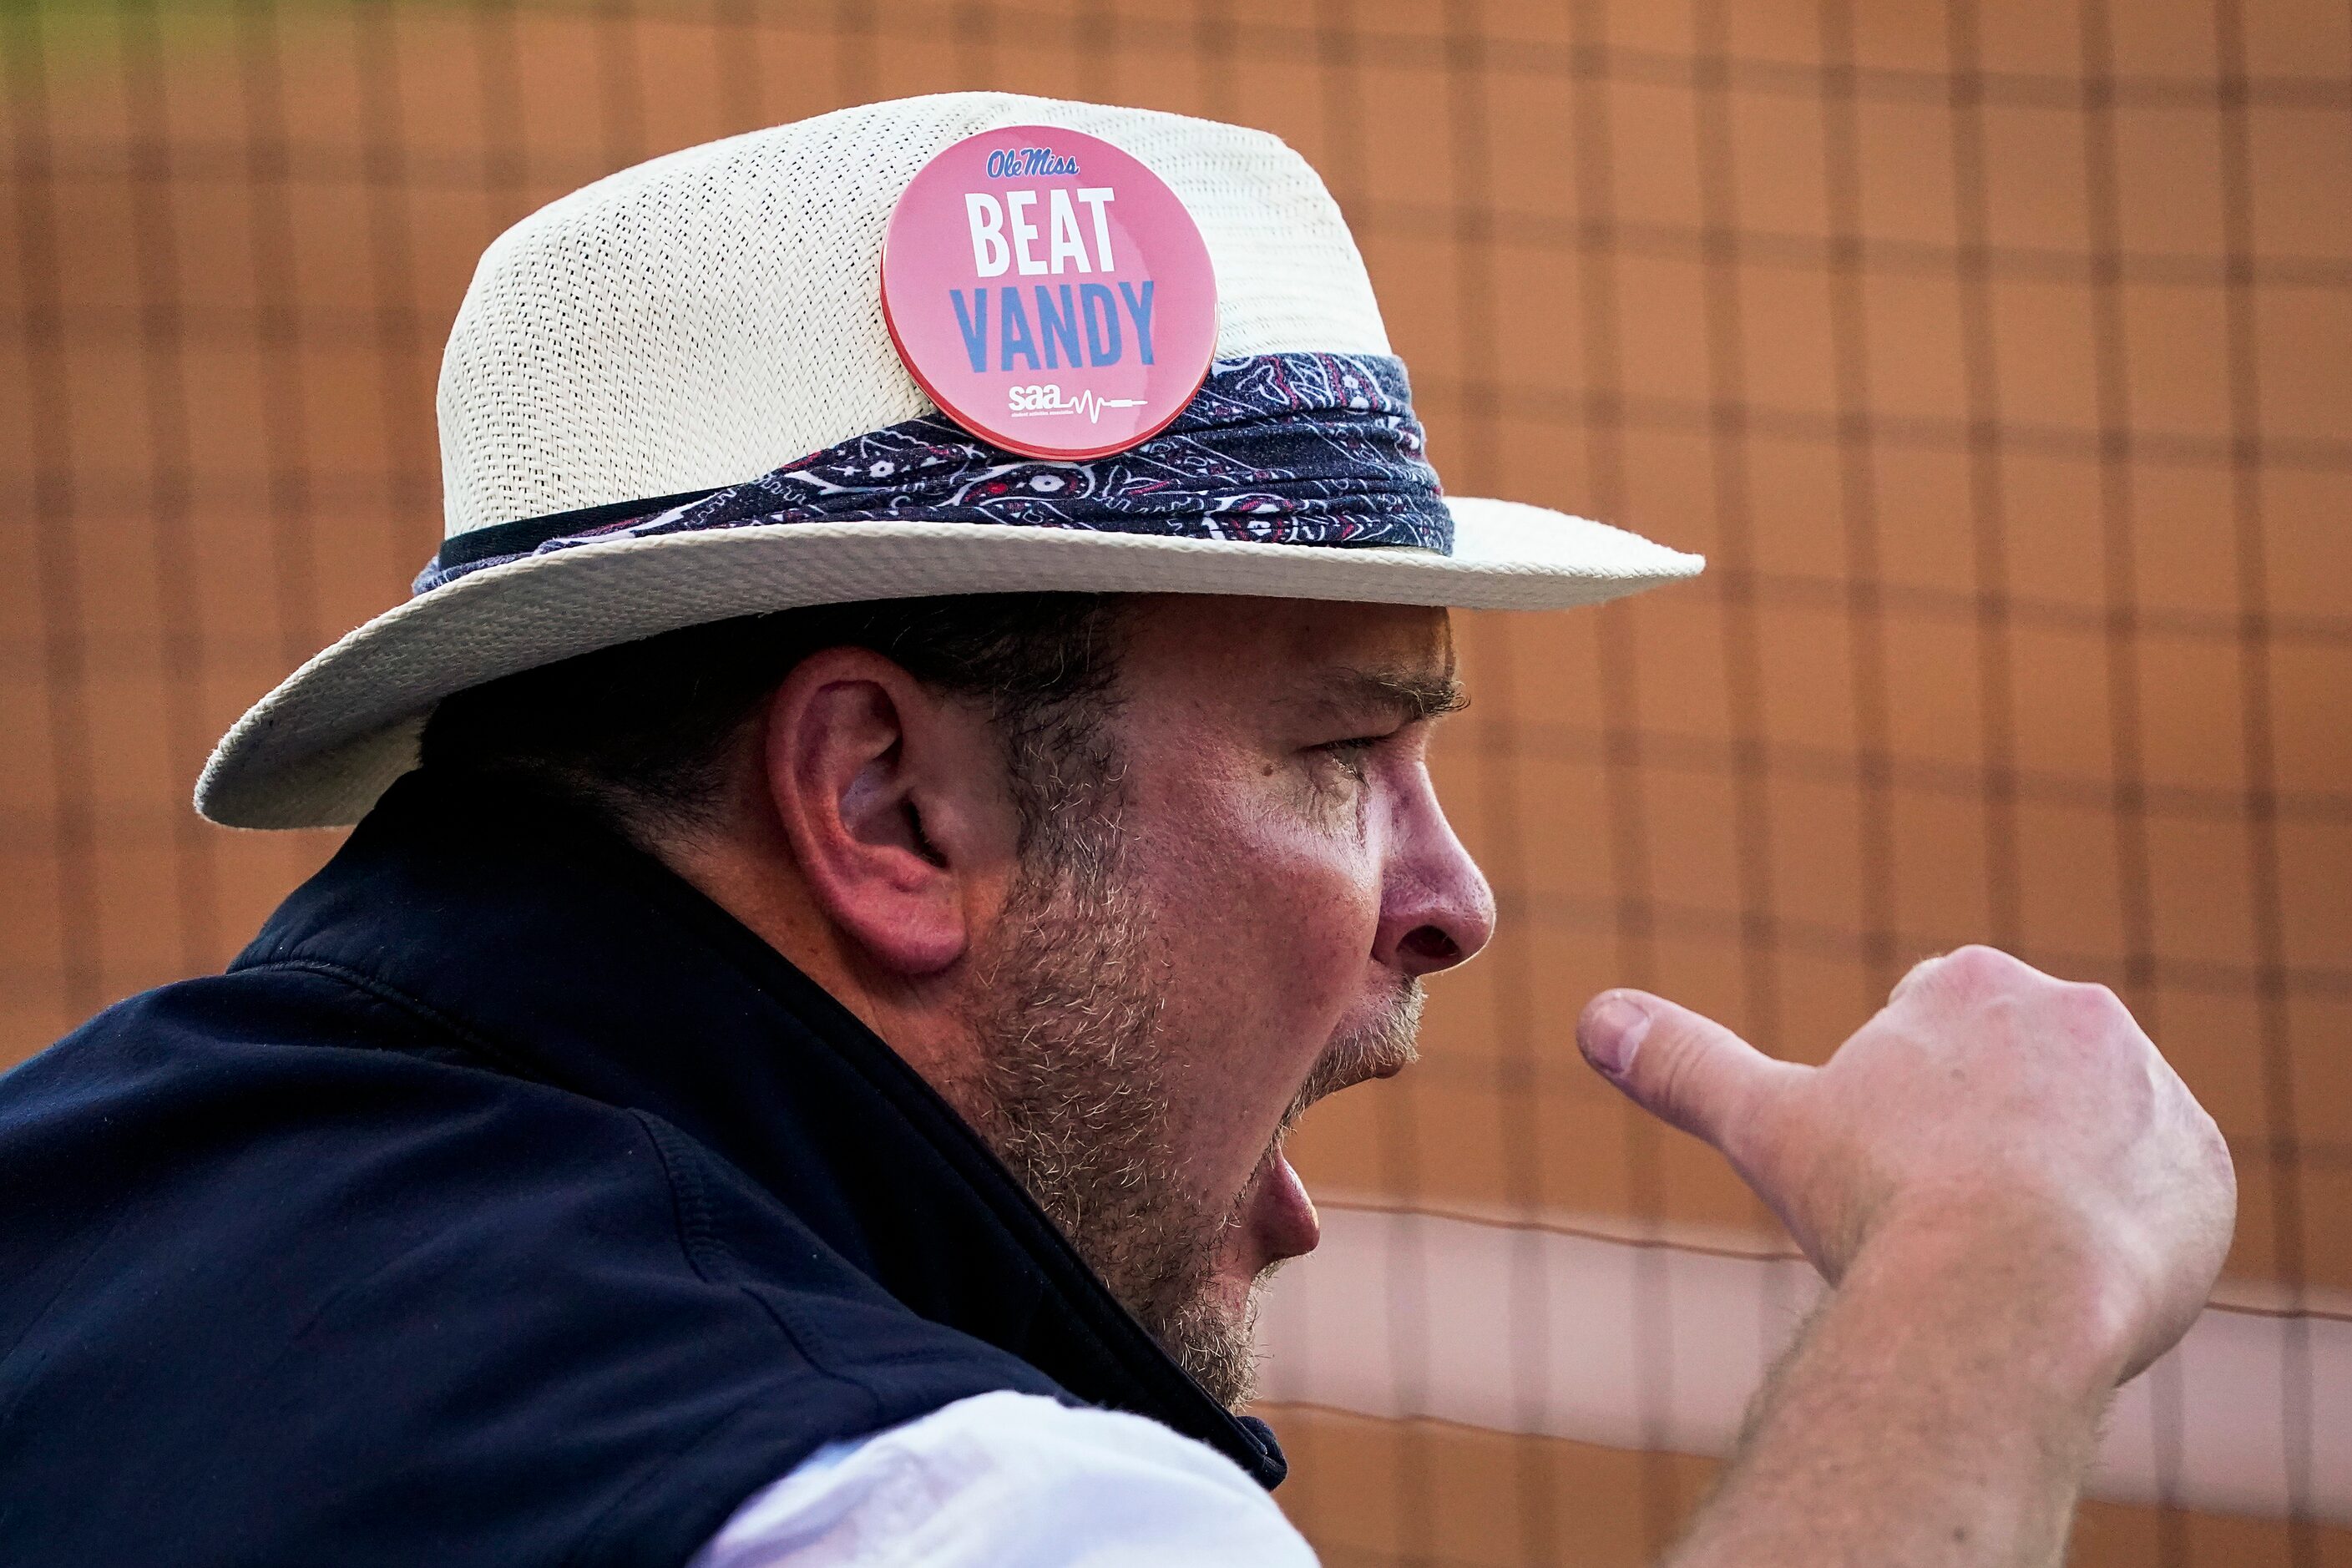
[1577,946,2236,1384]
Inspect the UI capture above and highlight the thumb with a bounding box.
[1577,989,1798,1156]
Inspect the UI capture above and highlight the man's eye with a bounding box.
[1313,736,1381,779]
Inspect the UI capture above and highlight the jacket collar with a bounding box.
[237,768,1286,1487]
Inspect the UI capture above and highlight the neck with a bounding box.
[649,811,993,1125]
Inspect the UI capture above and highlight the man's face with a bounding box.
[960,595,1495,1405]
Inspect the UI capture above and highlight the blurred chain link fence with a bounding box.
[3,2,2346,1562]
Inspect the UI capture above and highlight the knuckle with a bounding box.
[1948,943,2022,984]
[2077,979,2125,1014]
[2054,979,2135,1039]
[1890,953,1943,999]
[1916,943,2020,1003]
[1647,1031,1708,1122]
[2197,1105,2235,1169]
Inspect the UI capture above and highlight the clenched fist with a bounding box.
[1578,945,2236,1385]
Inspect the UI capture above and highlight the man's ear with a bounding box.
[758,647,1014,978]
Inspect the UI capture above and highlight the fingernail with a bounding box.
[1581,995,1652,1076]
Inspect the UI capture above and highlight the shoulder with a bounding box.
[692,1392,1319,1567]
[1,964,671,1266]
[0,969,1046,1567]
[0,960,1025,1399]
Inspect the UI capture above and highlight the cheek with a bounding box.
[1135,777,1383,1068]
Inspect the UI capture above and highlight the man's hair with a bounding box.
[417,594,1129,845]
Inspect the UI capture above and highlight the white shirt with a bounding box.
[687,1391,1318,1566]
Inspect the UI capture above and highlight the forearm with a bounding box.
[1667,1218,2127,1568]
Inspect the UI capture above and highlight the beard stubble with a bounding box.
[959,811,1424,1411]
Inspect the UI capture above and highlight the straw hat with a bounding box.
[197,92,1702,830]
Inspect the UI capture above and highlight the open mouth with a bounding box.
[1242,1024,1420,1278]
[1243,1140,1323,1263]
[1233,992,1424,1277]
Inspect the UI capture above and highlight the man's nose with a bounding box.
[1372,795,1496,979]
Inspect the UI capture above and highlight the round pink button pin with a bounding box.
[881,126,1218,462]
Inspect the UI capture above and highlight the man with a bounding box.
[0,94,2230,1565]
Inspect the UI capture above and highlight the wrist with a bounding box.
[1842,1194,2140,1407]
[1677,1195,2122,1568]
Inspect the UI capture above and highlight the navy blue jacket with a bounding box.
[0,770,1282,1565]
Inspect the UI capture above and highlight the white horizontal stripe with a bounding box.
[1257,1200,2350,1523]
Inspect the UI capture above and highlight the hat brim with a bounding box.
[196,497,1703,828]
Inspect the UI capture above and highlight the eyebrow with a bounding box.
[1304,665,1469,726]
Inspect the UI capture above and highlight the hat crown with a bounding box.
[437,93,1390,539]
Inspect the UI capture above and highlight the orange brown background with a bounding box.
[2,1,2345,1562]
